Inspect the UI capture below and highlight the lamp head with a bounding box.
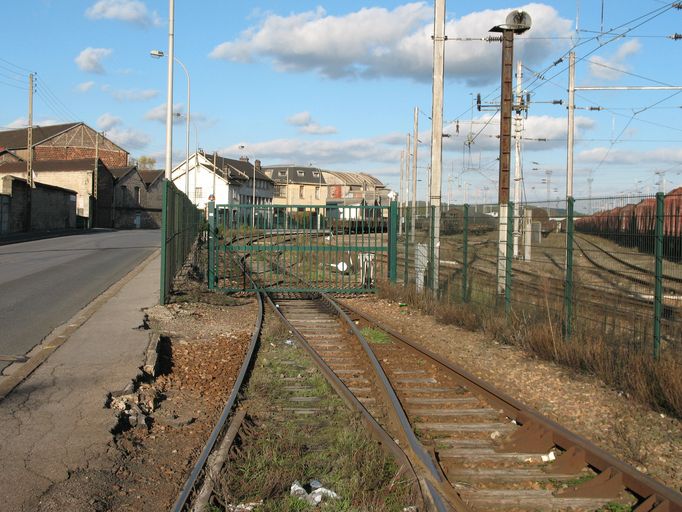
[150,49,164,58]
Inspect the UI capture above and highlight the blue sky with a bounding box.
[1,1,681,204]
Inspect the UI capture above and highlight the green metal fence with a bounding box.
[160,180,204,303]
[208,202,398,293]
[397,193,682,359]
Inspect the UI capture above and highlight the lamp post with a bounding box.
[151,49,190,196]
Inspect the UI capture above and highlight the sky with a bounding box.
[1,0,681,205]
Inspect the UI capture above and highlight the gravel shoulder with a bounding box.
[344,295,682,493]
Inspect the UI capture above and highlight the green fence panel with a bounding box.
[160,180,203,304]
[388,201,398,283]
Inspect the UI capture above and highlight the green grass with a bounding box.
[601,503,632,512]
[360,326,392,345]
[215,311,416,511]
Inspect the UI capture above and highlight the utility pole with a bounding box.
[513,59,523,258]
[412,107,419,224]
[430,0,446,294]
[399,150,404,235]
[91,131,99,229]
[409,132,416,243]
[490,10,531,295]
[566,51,575,199]
[163,0,175,180]
[26,73,34,231]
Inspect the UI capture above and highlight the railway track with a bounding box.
[172,232,682,511]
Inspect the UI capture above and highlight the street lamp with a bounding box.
[151,49,190,197]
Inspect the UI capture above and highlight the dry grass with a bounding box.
[377,282,682,419]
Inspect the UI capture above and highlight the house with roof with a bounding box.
[0,158,113,228]
[110,166,164,229]
[0,122,128,169]
[171,151,274,211]
[262,165,327,209]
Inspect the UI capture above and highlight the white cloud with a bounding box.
[286,111,337,135]
[287,112,312,126]
[577,147,682,166]
[97,113,122,131]
[4,117,61,129]
[144,102,185,124]
[220,133,403,167]
[589,39,641,80]
[106,127,151,149]
[75,47,113,74]
[209,3,572,85]
[76,81,95,92]
[85,0,161,27]
[441,114,595,152]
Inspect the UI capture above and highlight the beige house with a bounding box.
[262,165,327,209]
[0,158,114,227]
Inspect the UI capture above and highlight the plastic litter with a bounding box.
[226,501,262,511]
[541,451,556,462]
[290,480,340,506]
[284,339,295,346]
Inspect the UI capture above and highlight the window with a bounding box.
[120,185,127,205]
[315,186,320,200]
[312,171,320,178]
[278,170,287,177]
[297,170,304,177]
[134,186,141,204]
[195,187,202,198]
[276,185,286,198]
[299,185,304,199]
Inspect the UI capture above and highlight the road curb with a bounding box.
[0,249,160,402]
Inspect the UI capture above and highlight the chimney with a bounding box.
[255,159,261,173]
[240,156,249,162]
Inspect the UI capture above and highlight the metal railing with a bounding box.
[397,191,682,359]
[160,180,203,303]
[207,202,398,293]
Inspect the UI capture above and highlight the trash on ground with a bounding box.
[290,480,340,506]
[225,501,262,511]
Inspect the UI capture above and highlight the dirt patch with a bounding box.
[36,299,256,512]
[344,295,682,493]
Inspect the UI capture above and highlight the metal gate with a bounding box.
[208,202,398,293]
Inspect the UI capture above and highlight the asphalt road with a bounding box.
[0,230,160,371]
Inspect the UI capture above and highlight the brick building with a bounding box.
[0,158,113,228]
[110,166,164,229]
[0,122,128,168]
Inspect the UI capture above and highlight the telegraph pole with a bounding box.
[163,0,175,180]
[566,51,575,199]
[409,132,416,243]
[26,73,34,230]
[430,0,446,294]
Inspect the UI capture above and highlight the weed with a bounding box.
[601,502,632,512]
[360,327,392,344]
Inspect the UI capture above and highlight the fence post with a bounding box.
[159,179,169,304]
[462,204,469,302]
[563,197,575,339]
[429,205,436,292]
[388,200,398,283]
[208,201,216,291]
[505,201,514,315]
[653,192,664,359]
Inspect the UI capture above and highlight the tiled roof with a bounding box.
[0,122,80,150]
[0,158,105,173]
[139,169,164,187]
[262,165,326,185]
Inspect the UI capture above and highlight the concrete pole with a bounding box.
[497,29,514,295]
[513,59,523,258]
[430,0,446,295]
[399,149,404,235]
[409,132,416,243]
[566,51,575,199]
[412,106,419,222]
[163,0,175,181]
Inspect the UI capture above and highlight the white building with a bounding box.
[171,151,274,210]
